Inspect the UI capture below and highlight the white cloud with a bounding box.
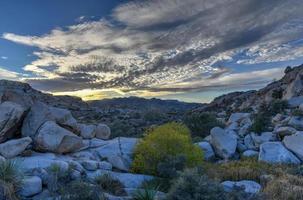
[1,56,8,60]
[0,67,20,80]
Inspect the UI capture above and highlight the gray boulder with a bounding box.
[93,137,138,171]
[259,142,301,164]
[95,124,111,139]
[22,102,78,138]
[274,126,297,139]
[0,101,26,142]
[0,137,32,158]
[35,121,83,153]
[288,116,303,130]
[20,176,42,197]
[197,141,215,160]
[242,150,259,158]
[228,113,250,124]
[283,132,303,161]
[210,127,237,159]
[221,180,261,194]
[251,132,276,148]
[244,134,257,150]
[288,96,303,108]
[79,124,96,139]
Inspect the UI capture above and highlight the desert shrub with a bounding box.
[95,174,126,196]
[166,168,227,200]
[131,122,203,175]
[143,109,165,122]
[60,181,105,200]
[292,109,303,117]
[47,164,73,194]
[250,113,270,134]
[203,158,276,183]
[271,89,283,99]
[287,165,303,176]
[157,154,186,179]
[263,174,303,200]
[184,112,224,138]
[132,182,159,200]
[0,160,23,200]
[110,120,137,138]
[269,100,288,115]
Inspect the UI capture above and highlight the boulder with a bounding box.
[35,121,83,153]
[288,116,303,130]
[79,124,96,139]
[0,137,32,158]
[274,127,297,139]
[95,124,111,139]
[99,161,113,170]
[86,170,153,188]
[210,127,237,159]
[22,102,78,138]
[221,180,261,194]
[0,101,26,142]
[93,137,138,171]
[17,154,69,173]
[244,134,257,150]
[283,132,303,161]
[197,141,215,160]
[288,96,303,108]
[80,160,99,171]
[242,150,259,158]
[20,176,42,197]
[228,113,250,124]
[251,132,276,147]
[259,142,301,164]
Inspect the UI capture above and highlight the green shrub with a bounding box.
[269,100,288,115]
[60,181,105,200]
[183,113,224,138]
[47,164,73,194]
[95,174,126,196]
[131,122,203,175]
[0,160,23,200]
[271,89,283,99]
[132,183,159,200]
[166,168,227,200]
[143,109,165,122]
[292,109,303,117]
[250,113,270,134]
[110,120,137,138]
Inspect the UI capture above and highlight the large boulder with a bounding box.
[287,96,303,108]
[0,137,32,158]
[95,124,111,139]
[0,101,26,142]
[86,170,153,188]
[22,102,78,138]
[221,180,261,194]
[197,141,215,160]
[35,121,83,154]
[259,142,301,164]
[210,127,237,159]
[19,176,42,197]
[93,137,138,171]
[283,132,303,161]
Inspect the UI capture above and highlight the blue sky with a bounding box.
[1,0,303,103]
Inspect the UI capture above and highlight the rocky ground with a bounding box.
[1,64,303,199]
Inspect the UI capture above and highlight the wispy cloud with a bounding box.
[1,56,8,60]
[0,67,20,80]
[2,0,303,100]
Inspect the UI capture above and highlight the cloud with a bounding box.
[0,67,21,80]
[1,56,8,60]
[2,0,303,100]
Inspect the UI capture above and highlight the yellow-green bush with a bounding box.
[131,122,203,175]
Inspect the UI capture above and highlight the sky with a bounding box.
[1,0,303,103]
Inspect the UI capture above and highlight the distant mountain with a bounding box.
[89,96,202,112]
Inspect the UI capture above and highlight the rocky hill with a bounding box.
[200,64,303,112]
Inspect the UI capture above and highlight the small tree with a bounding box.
[132,122,203,175]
